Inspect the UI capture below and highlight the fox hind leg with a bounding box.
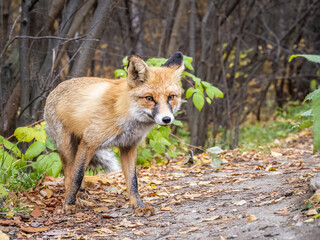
[63,138,96,214]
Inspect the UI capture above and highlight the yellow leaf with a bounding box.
[160,206,174,213]
[248,214,258,223]
[179,227,198,235]
[101,43,107,49]
[101,199,116,203]
[201,215,220,222]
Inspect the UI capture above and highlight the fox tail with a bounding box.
[90,149,121,173]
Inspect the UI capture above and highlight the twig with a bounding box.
[6,119,44,141]
[0,34,98,58]
[169,132,205,151]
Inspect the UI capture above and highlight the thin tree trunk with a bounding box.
[19,0,31,126]
[69,0,117,78]
[166,0,188,57]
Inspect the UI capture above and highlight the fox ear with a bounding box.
[127,55,149,87]
[163,51,185,76]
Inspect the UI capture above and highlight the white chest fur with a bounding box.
[100,120,155,148]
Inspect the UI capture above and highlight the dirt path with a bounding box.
[1,131,320,239]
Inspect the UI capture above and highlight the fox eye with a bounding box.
[168,95,175,101]
[145,96,154,102]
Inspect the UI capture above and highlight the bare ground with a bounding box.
[1,131,320,240]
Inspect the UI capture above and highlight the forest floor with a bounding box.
[1,130,320,240]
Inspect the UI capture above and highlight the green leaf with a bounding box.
[206,97,212,104]
[147,58,167,67]
[305,89,320,102]
[299,120,313,129]
[45,138,56,151]
[289,54,320,63]
[154,143,165,155]
[142,149,153,161]
[1,138,21,157]
[24,141,45,160]
[312,93,320,153]
[183,55,193,64]
[186,87,196,99]
[184,59,194,71]
[0,183,8,198]
[301,109,312,117]
[35,152,62,177]
[159,126,171,138]
[0,149,17,169]
[114,69,127,78]
[205,86,214,99]
[34,129,47,143]
[211,157,222,169]
[173,120,183,126]
[168,151,179,158]
[14,127,35,142]
[207,146,224,155]
[122,56,128,66]
[212,86,224,98]
[193,93,205,111]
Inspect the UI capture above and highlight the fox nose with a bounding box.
[162,116,171,124]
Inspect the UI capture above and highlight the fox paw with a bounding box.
[134,205,155,217]
[63,204,77,214]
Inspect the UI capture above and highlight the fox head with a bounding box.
[127,52,184,126]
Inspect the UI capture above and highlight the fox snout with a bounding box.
[153,101,175,125]
[154,113,174,126]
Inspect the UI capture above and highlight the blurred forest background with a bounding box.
[0,0,319,150]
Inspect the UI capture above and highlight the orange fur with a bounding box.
[44,52,184,216]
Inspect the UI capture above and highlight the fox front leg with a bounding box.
[120,146,155,216]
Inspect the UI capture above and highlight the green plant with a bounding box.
[0,122,62,193]
[289,54,320,153]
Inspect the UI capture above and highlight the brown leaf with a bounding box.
[179,227,199,235]
[248,214,258,223]
[201,215,221,222]
[93,206,109,213]
[40,189,53,198]
[21,226,50,233]
[31,206,43,217]
[274,207,288,215]
[0,231,10,240]
[160,206,174,213]
[134,230,148,236]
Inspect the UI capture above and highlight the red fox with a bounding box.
[44,52,184,216]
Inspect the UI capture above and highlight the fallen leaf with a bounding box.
[306,209,318,216]
[179,227,198,235]
[21,226,50,233]
[274,207,288,215]
[31,206,43,217]
[101,199,116,203]
[40,189,53,198]
[93,206,109,213]
[266,165,277,171]
[248,214,258,223]
[234,200,247,206]
[160,206,174,213]
[134,230,148,236]
[79,199,95,207]
[201,215,221,222]
[95,228,114,234]
[0,231,10,240]
[45,229,69,236]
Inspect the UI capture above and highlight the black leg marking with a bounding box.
[65,160,85,205]
[70,133,81,158]
[131,169,144,207]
